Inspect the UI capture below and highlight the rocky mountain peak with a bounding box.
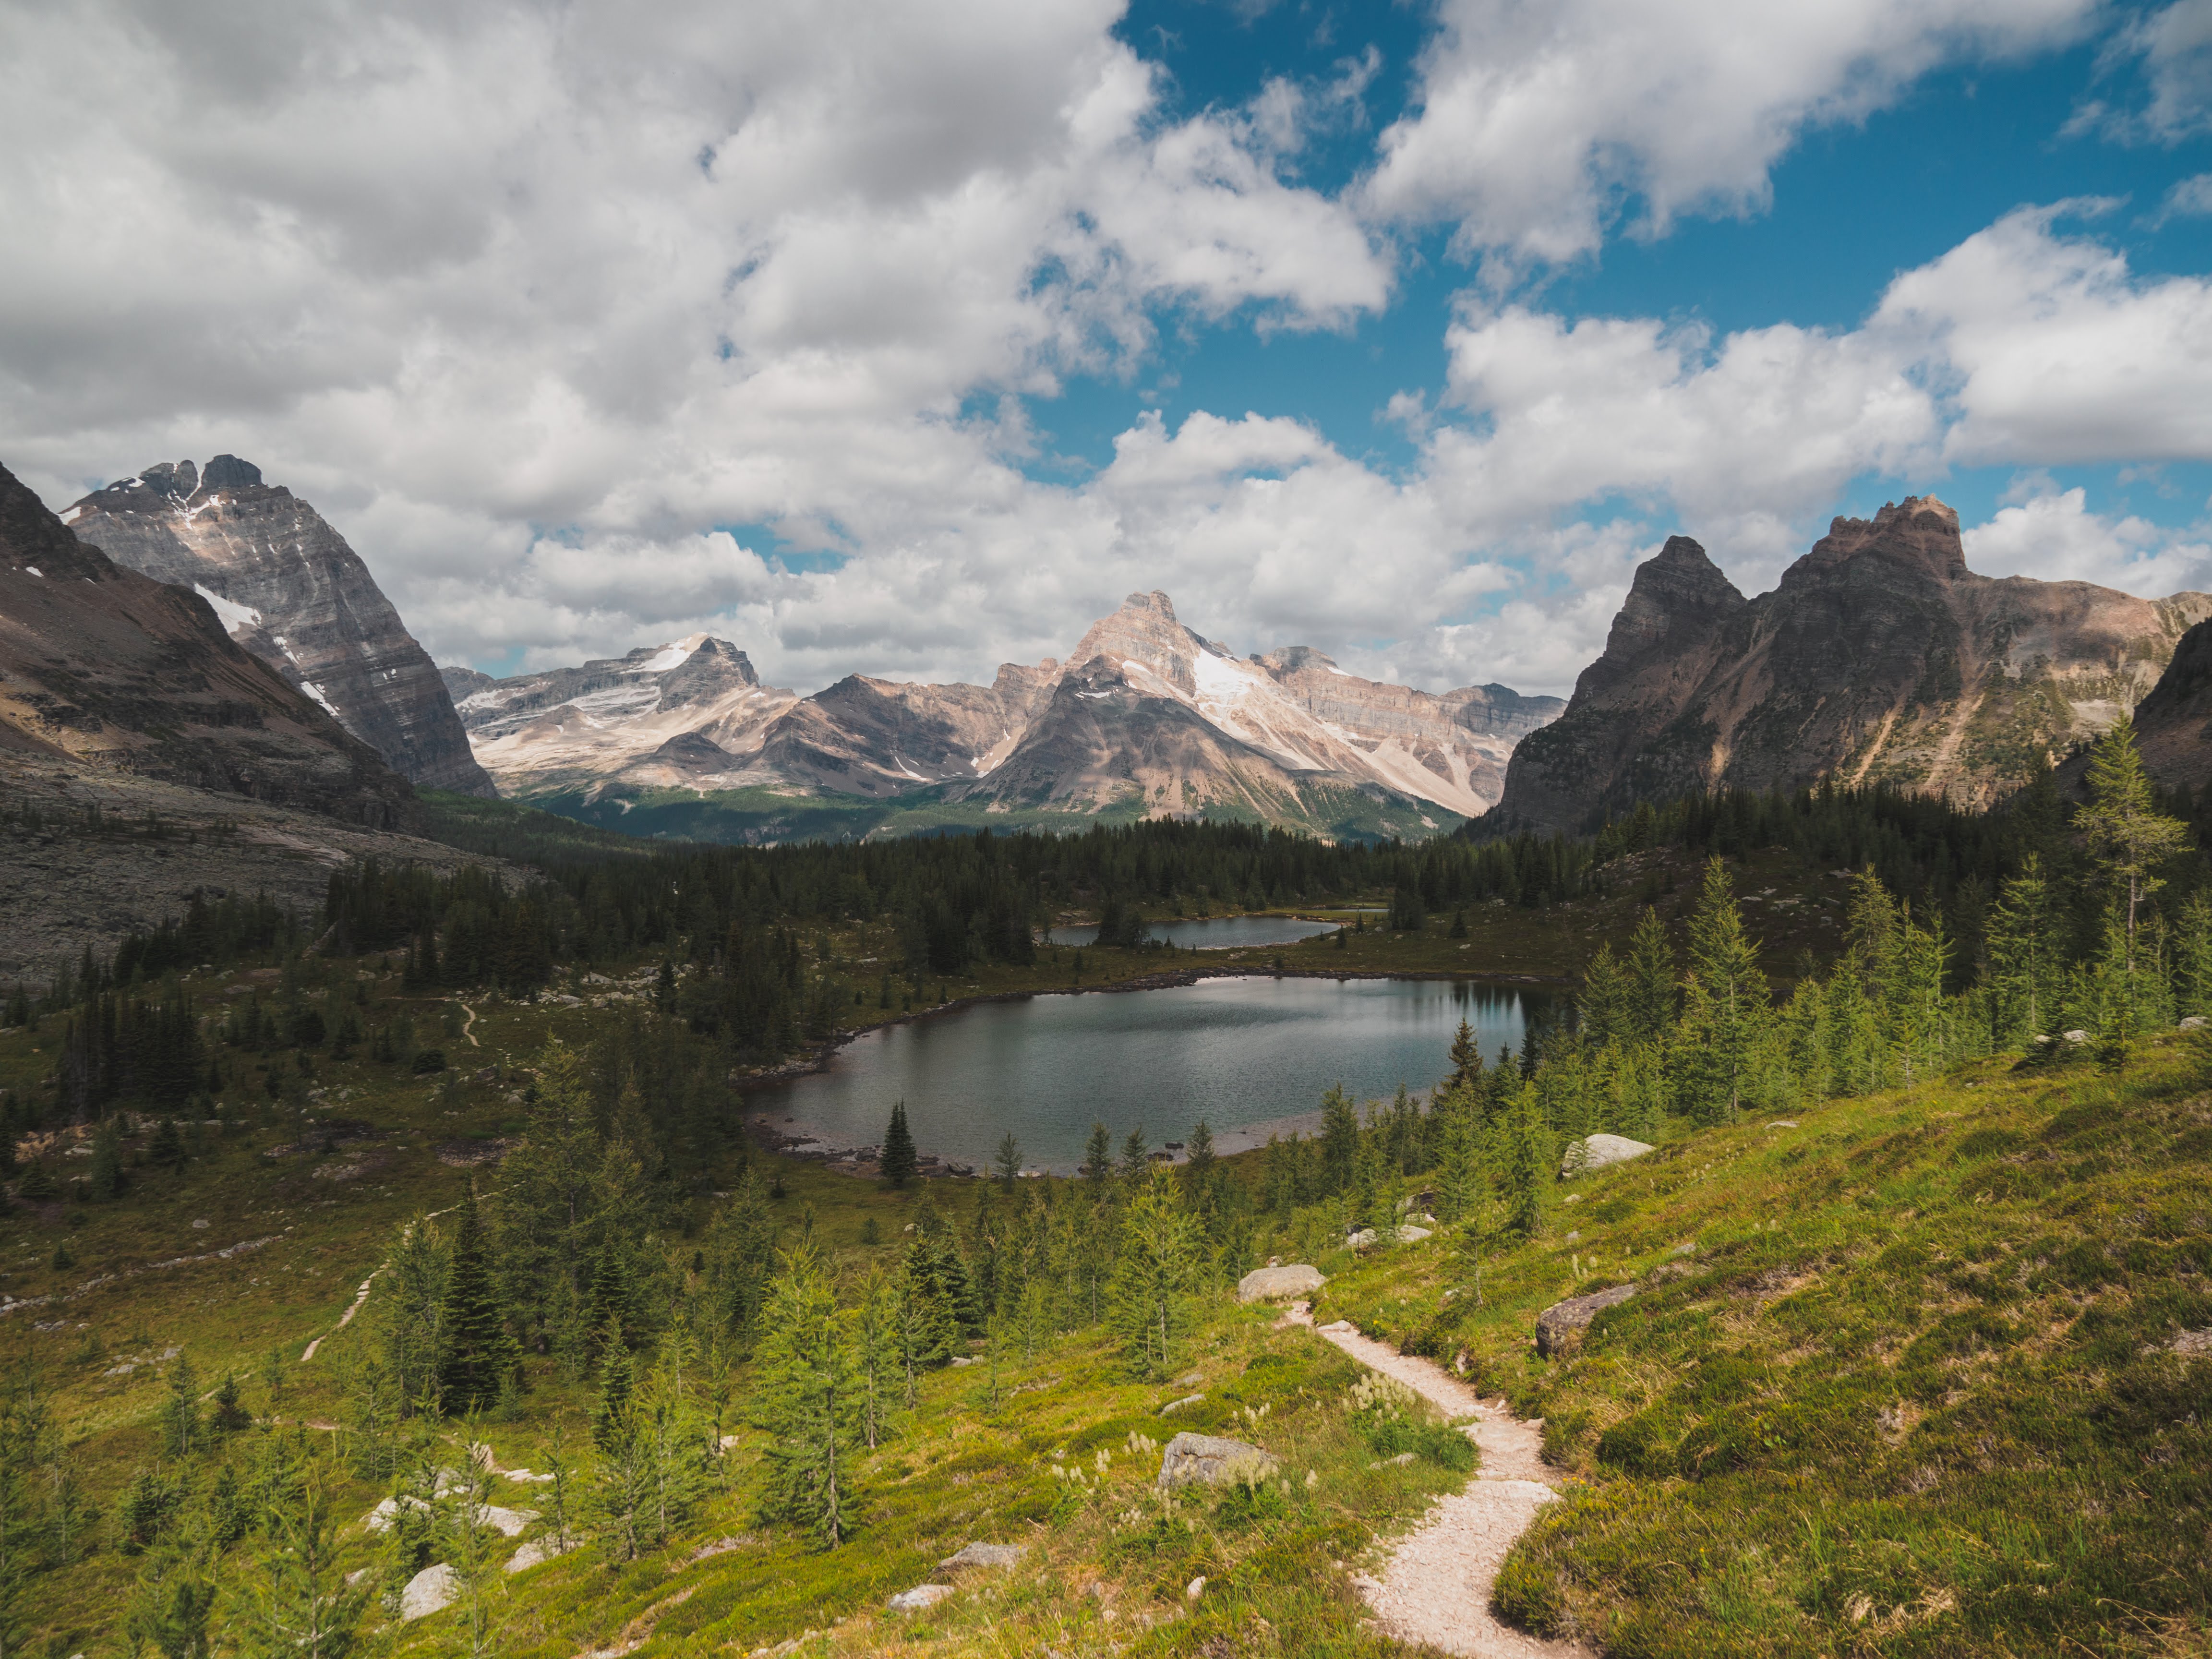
[1584,536,1746,692]
[67,460,494,796]
[1800,494,1967,581]
[1066,589,1203,697]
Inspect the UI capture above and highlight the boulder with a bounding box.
[473,1504,538,1539]
[1236,1263,1326,1303]
[1156,1432,1276,1490]
[888,1584,957,1612]
[2183,1016,2208,1032]
[938,1542,1023,1572]
[1534,1283,1636,1358]
[1563,1134,1654,1177]
[399,1563,457,1621]
[505,1534,578,1574]
[1158,1394,1205,1415]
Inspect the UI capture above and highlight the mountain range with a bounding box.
[445,589,1563,842]
[1491,497,2212,835]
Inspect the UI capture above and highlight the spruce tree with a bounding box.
[1082,1121,1112,1186]
[1578,944,1629,1046]
[1446,1019,1483,1092]
[1987,855,2058,1044]
[1319,1084,1359,1193]
[1625,906,1677,1042]
[1504,1086,1547,1237]
[878,1100,918,1189]
[751,1242,860,1549]
[1117,1125,1150,1181]
[88,1118,125,1202]
[163,1352,201,1460]
[2079,713,2190,969]
[992,1133,1021,1189]
[1106,1166,1196,1379]
[1683,857,1766,1124]
[436,1182,517,1416]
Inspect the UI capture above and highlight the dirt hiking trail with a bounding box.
[1289,1303,1594,1658]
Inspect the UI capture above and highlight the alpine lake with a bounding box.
[745,920,1552,1172]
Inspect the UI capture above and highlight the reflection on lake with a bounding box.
[1046,915,1340,950]
[746,975,1549,1172]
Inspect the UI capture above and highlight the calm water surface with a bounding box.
[746,975,1549,1172]
[1047,915,1339,949]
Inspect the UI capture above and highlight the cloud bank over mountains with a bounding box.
[6,0,2212,698]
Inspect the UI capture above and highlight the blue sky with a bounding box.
[9,0,2212,694]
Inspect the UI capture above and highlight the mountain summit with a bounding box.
[67,459,494,796]
[449,592,1563,838]
[1492,497,2212,834]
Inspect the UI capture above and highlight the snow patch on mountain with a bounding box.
[193,583,262,636]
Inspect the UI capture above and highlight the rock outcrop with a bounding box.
[2088,616,2212,793]
[1155,1431,1276,1488]
[1237,1264,1327,1302]
[0,459,416,828]
[1534,1284,1636,1358]
[1493,498,2212,833]
[67,458,494,796]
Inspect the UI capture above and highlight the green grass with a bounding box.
[1311,1037,2212,1657]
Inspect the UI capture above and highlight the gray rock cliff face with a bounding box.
[67,458,494,797]
[0,458,415,828]
[1495,498,2212,833]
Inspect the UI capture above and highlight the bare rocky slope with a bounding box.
[1492,497,2212,834]
[451,591,1562,832]
[0,459,415,828]
[2102,615,2212,794]
[68,457,494,796]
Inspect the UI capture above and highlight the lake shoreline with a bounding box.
[735,962,1566,1176]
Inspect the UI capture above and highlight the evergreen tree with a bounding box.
[1987,855,2059,1045]
[163,1352,201,1461]
[2176,890,2212,1018]
[1682,858,1766,1124]
[1106,1166,1197,1379]
[1887,904,1950,1088]
[436,1182,517,1416]
[88,1118,125,1202]
[1319,1084,1359,1193]
[1445,1018,1484,1093]
[852,1266,901,1451]
[1504,1084,1547,1237]
[992,1133,1022,1189]
[751,1242,860,1549]
[1578,944,1629,1046]
[1117,1124,1150,1181]
[2078,713,2190,968]
[878,1100,918,1188]
[1082,1121,1112,1186]
[234,1457,368,1659]
[1625,906,1678,1042]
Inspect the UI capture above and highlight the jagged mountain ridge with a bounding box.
[67,458,495,796]
[0,459,416,828]
[1493,496,2212,834]
[450,590,1563,830]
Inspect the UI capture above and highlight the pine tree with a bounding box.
[2176,890,2212,1019]
[1118,1125,1149,1181]
[1682,857,1766,1124]
[1445,1018,1483,1092]
[1625,906,1677,1043]
[163,1352,201,1461]
[1504,1085,1547,1237]
[852,1266,901,1451]
[1106,1166,1197,1379]
[235,1457,369,1659]
[2078,715,2191,969]
[1319,1084,1359,1193]
[1082,1121,1112,1186]
[1987,854,2059,1045]
[751,1242,860,1549]
[878,1100,918,1189]
[436,1182,517,1416]
[88,1118,125,1202]
[992,1133,1021,1189]
[1578,944,1629,1046]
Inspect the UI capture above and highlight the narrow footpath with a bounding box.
[1289,1304,1594,1659]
